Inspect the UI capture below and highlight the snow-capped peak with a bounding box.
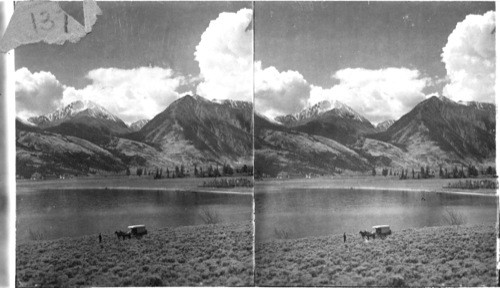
[376,119,395,131]
[29,100,122,125]
[275,99,367,124]
[291,100,332,122]
[129,119,149,131]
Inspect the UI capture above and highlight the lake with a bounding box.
[17,189,252,241]
[255,188,497,241]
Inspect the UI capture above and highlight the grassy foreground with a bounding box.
[256,225,496,286]
[17,222,253,287]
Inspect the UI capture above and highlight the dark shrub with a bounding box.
[141,275,164,286]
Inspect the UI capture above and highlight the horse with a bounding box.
[115,230,131,240]
[359,230,366,239]
[365,231,376,240]
[359,230,376,240]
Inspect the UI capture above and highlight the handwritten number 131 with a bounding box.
[30,11,68,33]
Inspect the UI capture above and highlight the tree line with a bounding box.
[125,163,253,179]
[371,164,496,180]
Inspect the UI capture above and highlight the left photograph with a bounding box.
[14,2,254,286]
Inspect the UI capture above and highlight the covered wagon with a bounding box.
[372,225,391,238]
[128,225,148,237]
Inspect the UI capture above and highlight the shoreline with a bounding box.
[17,220,251,244]
[256,177,497,197]
[16,176,254,195]
[257,184,497,197]
[17,186,253,196]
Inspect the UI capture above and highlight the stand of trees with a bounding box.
[126,163,253,180]
[368,164,497,181]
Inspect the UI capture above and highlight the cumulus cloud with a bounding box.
[17,66,185,123]
[309,68,429,124]
[194,8,253,102]
[254,63,429,123]
[254,61,311,119]
[62,67,185,123]
[16,68,65,120]
[441,11,495,103]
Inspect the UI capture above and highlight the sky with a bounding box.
[254,2,496,123]
[15,1,252,123]
[14,2,497,125]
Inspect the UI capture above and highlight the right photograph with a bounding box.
[254,1,497,287]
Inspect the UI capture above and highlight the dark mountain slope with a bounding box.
[255,113,371,177]
[370,96,495,162]
[135,95,253,165]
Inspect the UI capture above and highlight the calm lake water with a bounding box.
[255,188,497,242]
[17,189,252,241]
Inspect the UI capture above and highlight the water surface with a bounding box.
[256,188,497,241]
[17,189,252,241]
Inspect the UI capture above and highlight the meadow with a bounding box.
[255,224,496,286]
[17,222,253,287]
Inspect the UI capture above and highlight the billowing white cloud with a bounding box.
[309,68,429,124]
[442,11,495,103]
[17,66,185,123]
[254,64,429,123]
[63,67,185,123]
[194,8,253,102]
[16,68,65,120]
[254,61,311,119]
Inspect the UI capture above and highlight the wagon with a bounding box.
[128,225,148,237]
[372,225,391,238]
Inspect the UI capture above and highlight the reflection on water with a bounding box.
[17,189,252,241]
[255,188,497,241]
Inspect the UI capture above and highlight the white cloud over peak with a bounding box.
[194,8,253,102]
[255,62,430,123]
[16,67,185,123]
[442,11,495,103]
[309,68,430,124]
[254,62,311,119]
[16,68,65,120]
[63,67,185,123]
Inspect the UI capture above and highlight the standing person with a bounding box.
[343,232,346,243]
[99,233,102,243]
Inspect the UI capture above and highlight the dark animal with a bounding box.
[359,230,376,240]
[115,230,131,240]
[343,232,346,243]
[365,231,376,240]
[99,233,102,243]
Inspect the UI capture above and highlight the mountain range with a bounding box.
[275,100,377,145]
[16,94,495,178]
[255,96,496,177]
[16,96,252,178]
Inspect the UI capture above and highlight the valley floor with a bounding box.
[17,176,254,195]
[257,176,497,195]
[255,224,497,286]
[17,222,253,287]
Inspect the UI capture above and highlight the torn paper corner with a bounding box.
[84,0,102,33]
[0,0,101,53]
